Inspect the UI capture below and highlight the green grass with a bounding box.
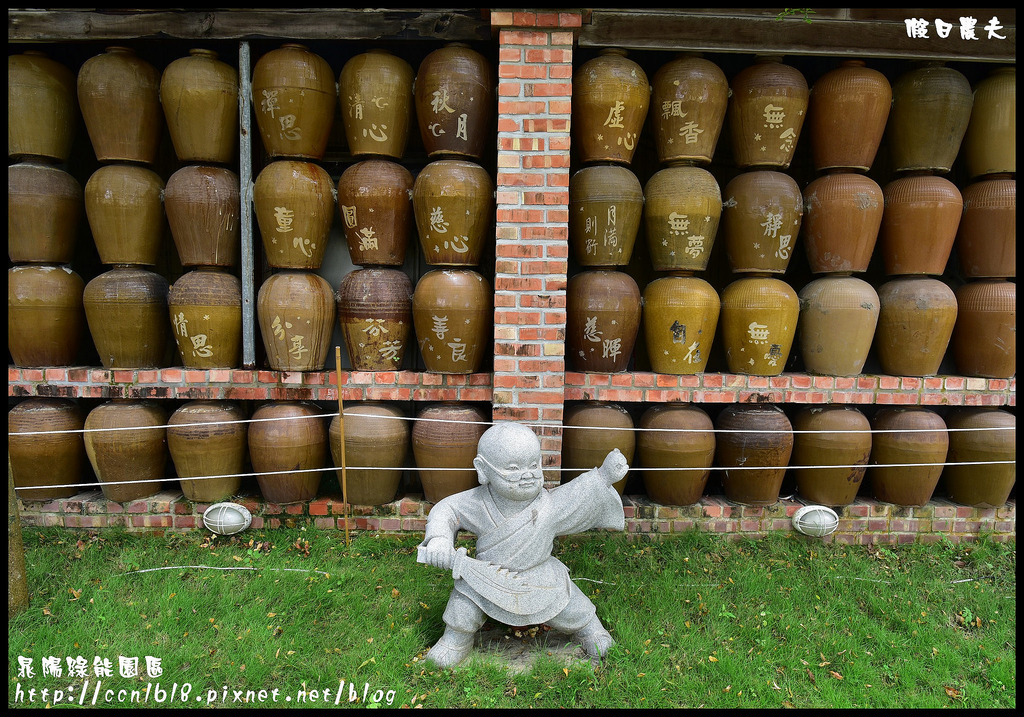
[7,527,1015,709]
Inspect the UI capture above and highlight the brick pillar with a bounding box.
[490,11,580,483]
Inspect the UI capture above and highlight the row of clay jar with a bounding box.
[9,398,1015,511]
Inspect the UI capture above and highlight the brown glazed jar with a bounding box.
[952,279,1015,379]
[572,48,650,166]
[77,46,162,164]
[637,404,715,505]
[643,165,722,272]
[797,275,879,376]
[83,266,169,370]
[566,270,642,373]
[83,400,168,503]
[715,404,793,506]
[256,270,336,372]
[875,277,958,377]
[642,273,720,375]
[248,401,327,504]
[9,398,88,501]
[962,66,1015,180]
[336,159,413,267]
[337,268,413,371]
[414,43,495,160]
[869,408,948,506]
[8,162,82,264]
[721,170,803,275]
[807,60,892,173]
[719,275,799,376]
[727,55,808,169]
[879,174,963,276]
[167,400,247,503]
[569,164,644,267]
[411,402,488,503]
[159,48,239,164]
[253,160,335,270]
[650,53,728,166]
[85,164,166,267]
[164,165,240,268]
[168,268,243,370]
[329,402,410,506]
[942,408,1015,508]
[412,269,492,374]
[250,44,336,160]
[339,49,414,160]
[562,402,634,496]
[955,178,1015,279]
[8,265,85,368]
[801,172,883,274]
[9,51,77,162]
[412,159,493,266]
[792,405,872,507]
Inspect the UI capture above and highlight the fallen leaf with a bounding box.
[392,588,400,598]
[708,656,719,662]
[829,671,843,680]
[563,668,569,676]
[944,686,961,700]
[806,669,816,684]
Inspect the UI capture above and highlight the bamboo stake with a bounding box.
[9,457,29,617]
[335,346,350,547]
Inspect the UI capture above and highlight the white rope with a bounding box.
[117,565,330,576]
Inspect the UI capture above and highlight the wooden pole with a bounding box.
[335,346,350,547]
[9,458,29,617]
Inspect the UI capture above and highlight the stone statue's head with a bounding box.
[473,422,544,503]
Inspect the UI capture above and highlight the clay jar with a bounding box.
[250,44,336,160]
[337,268,413,371]
[254,160,334,270]
[83,400,168,503]
[9,162,82,264]
[9,51,77,162]
[719,275,799,376]
[942,408,1015,508]
[887,62,973,174]
[650,53,728,166]
[801,172,883,274]
[412,269,492,374]
[952,280,1015,379]
[792,406,872,506]
[727,55,808,169]
[412,159,493,266]
[721,170,803,274]
[85,164,166,267]
[168,269,243,369]
[159,48,239,164]
[715,404,793,506]
[566,270,642,373]
[167,401,247,503]
[339,49,414,160]
[869,408,948,506]
[164,165,240,268]
[256,271,335,372]
[9,398,88,501]
[8,265,85,368]
[572,48,650,166]
[248,401,327,504]
[84,266,169,370]
[562,402,634,496]
[637,404,715,505]
[77,46,162,164]
[880,174,963,276]
[797,275,879,376]
[962,67,1015,180]
[414,43,495,160]
[336,159,413,266]
[569,164,644,267]
[807,60,891,172]
[329,403,410,506]
[642,273,720,375]
[644,165,722,272]
[875,277,957,377]
[411,403,488,503]
[955,178,1015,279]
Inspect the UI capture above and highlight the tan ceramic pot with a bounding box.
[715,404,793,506]
[797,275,879,376]
[84,266,169,370]
[8,162,82,264]
[9,398,88,501]
[160,48,239,164]
[720,275,799,376]
[644,165,722,272]
[339,49,414,160]
[638,404,715,505]
[792,405,872,506]
[9,51,77,162]
[254,160,335,270]
[248,401,327,504]
[569,164,644,267]
[880,174,962,276]
[875,277,957,377]
[566,270,642,373]
[562,402,634,496]
[807,59,891,172]
[572,48,650,166]
[412,159,493,266]
[643,273,720,374]
[955,178,1015,279]
[962,67,1015,180]
[337,268,413,371]
[84,400,168,503]
[942,408,1015,508]
[869,408,948,506]
[411,403,488,503]
[727,55,808,169]
[164,165,240,268]
[256,270,336,372]
[414,43,495,160]
[952,279,1015,379]
[8,265,85,368]
[167,401,247,503]
[412,269,492,374]
[887,62,973,174]
[329,402,410,506]
[721,170,803,275]
[85,164,166,267]
[336,159,413,267]
[168,268,243,369]
[650,53,728,166]
[801,172,883,274]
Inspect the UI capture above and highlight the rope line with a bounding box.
[117,565,330,577]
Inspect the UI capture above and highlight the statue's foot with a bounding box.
[572,617,615,659]
[425,627,475,668]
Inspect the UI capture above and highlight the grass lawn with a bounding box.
[7,526,1015,709]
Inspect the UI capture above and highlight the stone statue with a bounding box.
[417,421,628,668]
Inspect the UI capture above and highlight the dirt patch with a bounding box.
[469,623,598,673]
